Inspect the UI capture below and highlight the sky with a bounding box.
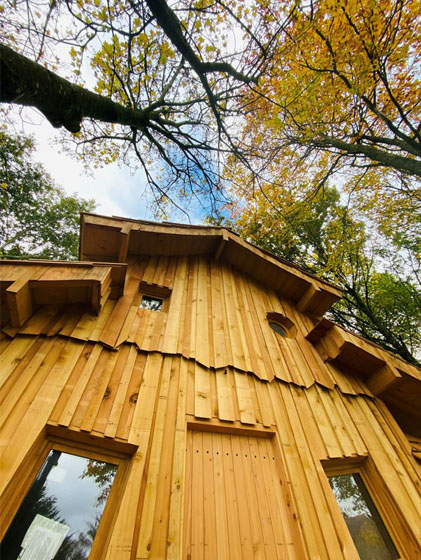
[9,105,210,226]
[14,108,160,221]
[3,4,226,227]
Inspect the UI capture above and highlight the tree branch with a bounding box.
[1,43,151,132]
[143,0,257,85]
[311,135,421,178]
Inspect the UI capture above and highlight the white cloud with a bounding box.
[9,107,155,219]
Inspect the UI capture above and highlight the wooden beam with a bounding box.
[118,224,131,263]
[5,268,40,327]
[365,364,401,396]
[6,281,32,328]
[139,281,172,299]
[91,280,101,315]
[214,232,228,262]
[306,318,334,343]
[296,284,321,314]
[46,423,138,456]
[187,417,275,438]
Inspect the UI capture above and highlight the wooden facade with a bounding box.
[1,213,420,559]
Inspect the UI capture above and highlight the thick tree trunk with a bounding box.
[0,43,149,133]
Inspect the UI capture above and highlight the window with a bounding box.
[0,448,119,560]
[136,281,171,312]
[266,311,296,338]
[269,321,287,337]
[139,294,163,311]
[328,472,399,560]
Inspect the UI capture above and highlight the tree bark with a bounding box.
[314,136,421,178]
[1,43,149,133]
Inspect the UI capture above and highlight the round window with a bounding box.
[266,312,297,338]
[268,321,287,337]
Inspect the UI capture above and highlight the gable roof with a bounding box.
[79,212,342,317]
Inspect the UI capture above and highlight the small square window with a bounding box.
[139,295,163,312]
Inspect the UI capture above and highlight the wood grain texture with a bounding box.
[1,257,365,391]
[1,251,421,559]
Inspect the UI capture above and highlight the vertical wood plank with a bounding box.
[215,368,235,422]
[191,431,205,560]
[194,363,212,420]
[136,357,172,558]
[234,371,255,425]
[57,344,103,427]
[150,359,181,559]
[104,345,138,438]
[212,433,230,560]
[167,359,188,559]
[0,340,86,494]
[195,258,210,366]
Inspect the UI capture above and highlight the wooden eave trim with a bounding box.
[225,231,341,295]
[1,262,127,327]
[83,221,341,316]
[0,259,125,269]
[309,323,406,396]
[0,261,126,285]
[81,212,342,292]
[308,320,421,382]
[82,211,223,234]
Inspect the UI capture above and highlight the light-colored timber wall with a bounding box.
[2,255,378,390]
[1,256,421,559]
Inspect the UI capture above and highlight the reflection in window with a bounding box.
[139,295,163,311]
[328,473,398,560]
[269,321,287,337]
[1,450,118,560]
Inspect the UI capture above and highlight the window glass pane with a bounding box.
[269,321,287,337]
[1,450,118,560]
[139,295,163,311]
[328,473,399,560]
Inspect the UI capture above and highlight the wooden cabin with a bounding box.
[1,212,420,560]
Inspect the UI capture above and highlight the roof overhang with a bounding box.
[0,260,126,328]
[307,321,421,437]
[80,213,342,317]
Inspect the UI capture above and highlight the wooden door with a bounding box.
[184,430,306,560]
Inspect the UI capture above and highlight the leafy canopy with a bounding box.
[2,0,419,213]
[1,0,287,213]
[239,0,421,188]
[0,130,95,259]
[229,182,421,365]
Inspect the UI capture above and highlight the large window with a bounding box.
[1,448,119,560]
[328,472,399,560]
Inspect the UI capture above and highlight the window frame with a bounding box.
[1,433,131,559]
[266,311,297,338]
[139,293,165,312]
[137,282,172,313]
[322,458,417,560]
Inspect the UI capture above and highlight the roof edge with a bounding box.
[80,212,342,294]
